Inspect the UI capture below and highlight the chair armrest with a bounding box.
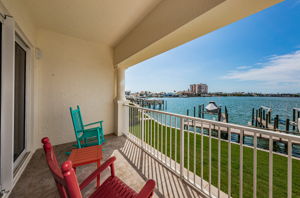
[135,180,156,198]
[84,121,103,127]
[79,156,116,190]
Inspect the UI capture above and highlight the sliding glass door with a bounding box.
[1,15,31,195]
[13,39,27,164]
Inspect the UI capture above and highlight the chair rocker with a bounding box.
[70,105,105,148]
[42,137,156,198]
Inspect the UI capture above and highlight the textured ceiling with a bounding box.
[25,0,161,46]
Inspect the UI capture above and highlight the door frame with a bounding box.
[12,23,34,178]
[0,15,15,194]
[0,15,34,196]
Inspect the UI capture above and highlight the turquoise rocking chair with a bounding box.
[70,105,105,148]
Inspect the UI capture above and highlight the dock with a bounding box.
[255,117,275,130]
[251,106,300,132]
[184,120,300,145]
[128,98,166,110]
[186,104,229,123]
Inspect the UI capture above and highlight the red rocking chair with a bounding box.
[42,137,156,198]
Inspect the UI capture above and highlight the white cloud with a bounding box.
[223,50,300,87]
[236,66,252,70]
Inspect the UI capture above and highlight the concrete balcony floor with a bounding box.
[9,135,204,198]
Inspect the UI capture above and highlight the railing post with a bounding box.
[141,109,145,149]
[124,104,129,135]
[180,117,185,179]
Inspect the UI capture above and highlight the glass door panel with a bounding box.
[13,42,26,162]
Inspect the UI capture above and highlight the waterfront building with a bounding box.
[190,83,208,94]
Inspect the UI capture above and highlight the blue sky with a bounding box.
[126,0,300,93]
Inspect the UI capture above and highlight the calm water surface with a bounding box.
[161,96,300,126]
[149,97,300,157]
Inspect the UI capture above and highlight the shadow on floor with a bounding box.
[118,139,204,198]
[9,134,204,198]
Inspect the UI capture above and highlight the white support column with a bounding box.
[117,67,126,101]
[116,66,128,136]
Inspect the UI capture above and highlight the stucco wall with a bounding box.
[36,29,115,146]
[1,0,37,45]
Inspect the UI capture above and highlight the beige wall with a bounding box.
[1,0,37,45]
[1,0,117,147]
[36,29,115,146]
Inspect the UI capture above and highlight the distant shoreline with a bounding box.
[127,92,300,99]
[148,95,300,98]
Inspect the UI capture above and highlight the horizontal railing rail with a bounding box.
[124,103,300,198]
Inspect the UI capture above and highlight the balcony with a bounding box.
[10,104,300,198]
[0,0,287,197]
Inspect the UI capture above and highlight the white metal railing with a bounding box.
[124,104,300,198]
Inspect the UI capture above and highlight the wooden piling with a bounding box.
[286,119,290,131]
[274,115,279,130]
[194,106,196,117]
[252,108,255,126]
[255,110,258,127]
[293,109,296,130]
[266,114,269,128]
[218,108,221,121]
[276,115,279,129]
[259,108,263,127]
[225,106,228,123]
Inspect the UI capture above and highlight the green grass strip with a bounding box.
[129,115,300,198]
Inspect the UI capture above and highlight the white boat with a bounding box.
[205,101,219,113]
[261,106,272,112]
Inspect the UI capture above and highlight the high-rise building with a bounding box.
[189,83,208,94]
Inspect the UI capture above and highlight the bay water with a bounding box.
[153,96,300,157]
